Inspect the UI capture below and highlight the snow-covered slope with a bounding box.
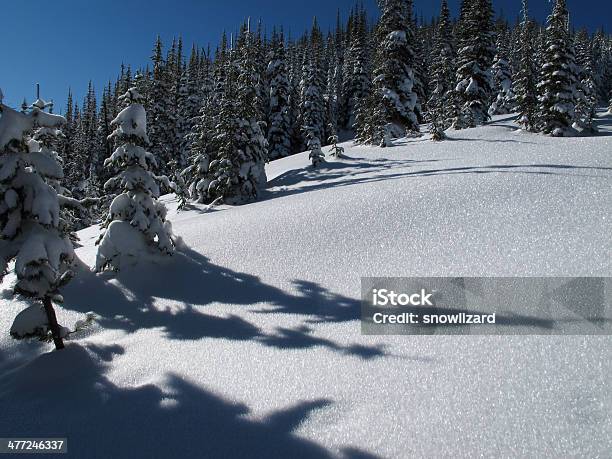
[1,113,611,458]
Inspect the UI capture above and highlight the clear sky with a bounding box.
[1,0,610,110]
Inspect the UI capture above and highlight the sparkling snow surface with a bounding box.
[1,114,611,458]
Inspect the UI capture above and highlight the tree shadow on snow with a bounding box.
[258,325,386,360]
[264,159,611,203]
[61,249,387,360]
[0,344,380,459]
[264,156,449,192]
[446,136,537,144]
[0,334,50,376]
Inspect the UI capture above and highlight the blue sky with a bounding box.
[1,0,610,110]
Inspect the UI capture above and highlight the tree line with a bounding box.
[46,0,611,211]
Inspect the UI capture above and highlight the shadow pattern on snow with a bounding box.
[0,344,380,459]
[61,248,386,360]
[258,325,387,360]
[265,158,612,202]
[62,244,567,354]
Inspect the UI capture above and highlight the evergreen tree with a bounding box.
[453,0,495,128]
[299,19,327,151]
[62,89,79,189]
[95,88,175,272]
[79,83,118,224]
[427,109,447,141]
[514,0,538,131]
[574,29,598,133]
[288,36,308,153]
[95,84,115,186]
[199,25,268,205]
[69,104,89,196]
[536,0,580,136]
[266,30,292,159]
[341,9,372,131]
[339,10,355,130]
[591,30,612,103]
[0,93,74,350]
[324,35,341,137]
[307,131,325,167]
[253,21,270,127]
[327,125,345,157]
[133,66,153,112]
[148,36,176,174]
[488,32,515,116]
[179,45,205,168]
[370,0,420,145]
[69,82,98,198]
[412,16,428,123]
[213,32,230,104]
[354,89,376,144]
[181,56,215,204]
[181,106,214,204]
[427,0,455,129]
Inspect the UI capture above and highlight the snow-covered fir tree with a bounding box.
[307,131,325,167]
[353,87,375,144]
[574,29,598,133]
[324,38,341,137]
[95,88,175,272]
[453,0,495,128]
[427,0,455,129]
[299,19,327,152]
[327,128,345,157]
[514,0,538,131]
[148,36,177,175]
[341,9,372,132]
[0,92,74,350]
[229,24,269,200]
[195,24,268,205]
[181,68,216,204]
[78,82,99,197]
[253,22,270,129]
[188,35,238,204]
[488,32,515,116]
[29,105,92,237]
[427,108,447,141]
[331,9,346,129]
[266,30,292,159]
[339,10,356,131]
[61,89,79,189]
[536,0,581,136]
[412,17,428,124]
[177,44,204,169]
[592,31,612,103]
[167,38,185,174]
[370,0,419,145]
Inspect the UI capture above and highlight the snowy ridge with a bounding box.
[0,113,611,458]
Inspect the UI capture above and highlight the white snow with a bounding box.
[0,104,34,150]
[9,304,48,338]
[109,102,150,144]
[0,113,611,458]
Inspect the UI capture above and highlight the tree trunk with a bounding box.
[43,297,65,350]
